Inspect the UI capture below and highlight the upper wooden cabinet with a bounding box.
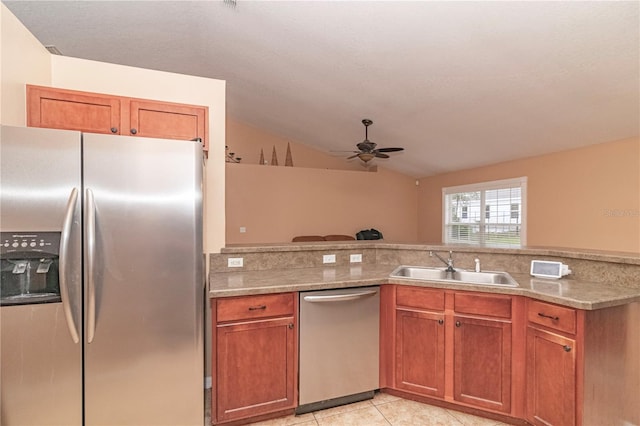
[128,100,207,145]
[27,85,209,151]
[27,85,122,135]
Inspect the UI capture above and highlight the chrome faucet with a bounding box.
[430,250,456,273]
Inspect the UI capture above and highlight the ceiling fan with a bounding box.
[342,119,404,163]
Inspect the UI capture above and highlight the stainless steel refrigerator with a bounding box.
[0,125,204,425]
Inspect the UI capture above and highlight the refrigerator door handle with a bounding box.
[86,188,97,343]
[59,187,80,344]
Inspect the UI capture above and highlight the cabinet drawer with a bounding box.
[527,299,576,335]
[217,293,294,323]
[454,293,512,319]
[396,286,445,311]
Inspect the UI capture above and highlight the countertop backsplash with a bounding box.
[210,242,640,289]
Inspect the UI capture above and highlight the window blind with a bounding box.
[442,177,527,247]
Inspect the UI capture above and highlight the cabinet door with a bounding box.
[453,316,512,413]
[27,85,121,135]
[216,316,296,423]
[395,309,445,398]
[129,100,208,150]
[526,326,576,426]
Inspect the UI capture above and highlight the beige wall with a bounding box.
[418,137,640,253]
[50,56,227,253]
[226,163,419,244]
[227,117,366,171]
[0,3,51,125]
[1,6,227,252]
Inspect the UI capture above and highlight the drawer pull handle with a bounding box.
[538,312,559,321]
[563,345,572,352]
[110,127,118,133]
[130,128,138,135]
[248,305,267,311]
[438,319,444,325]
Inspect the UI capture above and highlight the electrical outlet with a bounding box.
[239,227,246,233]
[350,253,362,263]
[322,254,336,264]
[228,257,244,268]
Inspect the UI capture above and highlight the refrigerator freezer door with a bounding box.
[0,126,83,425]
[82,134,204,426]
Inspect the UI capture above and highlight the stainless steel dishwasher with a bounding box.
[297,286,380,414]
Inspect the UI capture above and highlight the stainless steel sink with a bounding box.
[390,266,519,287]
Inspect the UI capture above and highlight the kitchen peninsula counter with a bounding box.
[209,264,640,310]
[209,243,640,310]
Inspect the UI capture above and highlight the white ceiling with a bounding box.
[4,1,639,178]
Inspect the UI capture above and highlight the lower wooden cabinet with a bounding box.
[392,286,515,415]
[213,293,298,424]
[526,325,576,426]
[395,309,445,397]
[210,286,638,426]
[453,315,511,412]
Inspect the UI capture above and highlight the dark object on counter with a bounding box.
[356,229,383,240]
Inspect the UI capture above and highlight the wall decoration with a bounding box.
[285,142,294,167]
[259,148,265,165]
[225,145,241,163]
[271,146,278,166]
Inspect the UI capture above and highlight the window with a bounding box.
[443,177,527,247]
[510,203,519,220]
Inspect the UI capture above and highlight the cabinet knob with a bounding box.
[563,345,572,352]
[455,321,461,327]
[438,319,444,325]
[130,128,137,135]
[288,323,294,329]
[110,127,118,133]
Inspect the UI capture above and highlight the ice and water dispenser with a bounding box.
[0,232,61,305]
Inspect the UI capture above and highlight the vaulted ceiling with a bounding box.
[4,1,639,177]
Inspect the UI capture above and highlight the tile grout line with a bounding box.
[373,404,393,425]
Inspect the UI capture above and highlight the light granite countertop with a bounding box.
[209,264,640,310]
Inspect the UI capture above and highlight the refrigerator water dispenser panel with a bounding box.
[0,232,61,305]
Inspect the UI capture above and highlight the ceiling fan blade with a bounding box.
[376,147,404,153]
[347,154,360,159]
[374,152,390,159]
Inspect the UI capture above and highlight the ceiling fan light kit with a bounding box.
[341,119,404,164]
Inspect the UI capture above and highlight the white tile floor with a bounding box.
[242,392,511,426]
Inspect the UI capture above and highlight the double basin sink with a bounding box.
[390,265,519,287]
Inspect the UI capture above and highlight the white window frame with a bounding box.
[442,177,527,247]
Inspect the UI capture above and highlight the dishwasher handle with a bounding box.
[303,289,377,303]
